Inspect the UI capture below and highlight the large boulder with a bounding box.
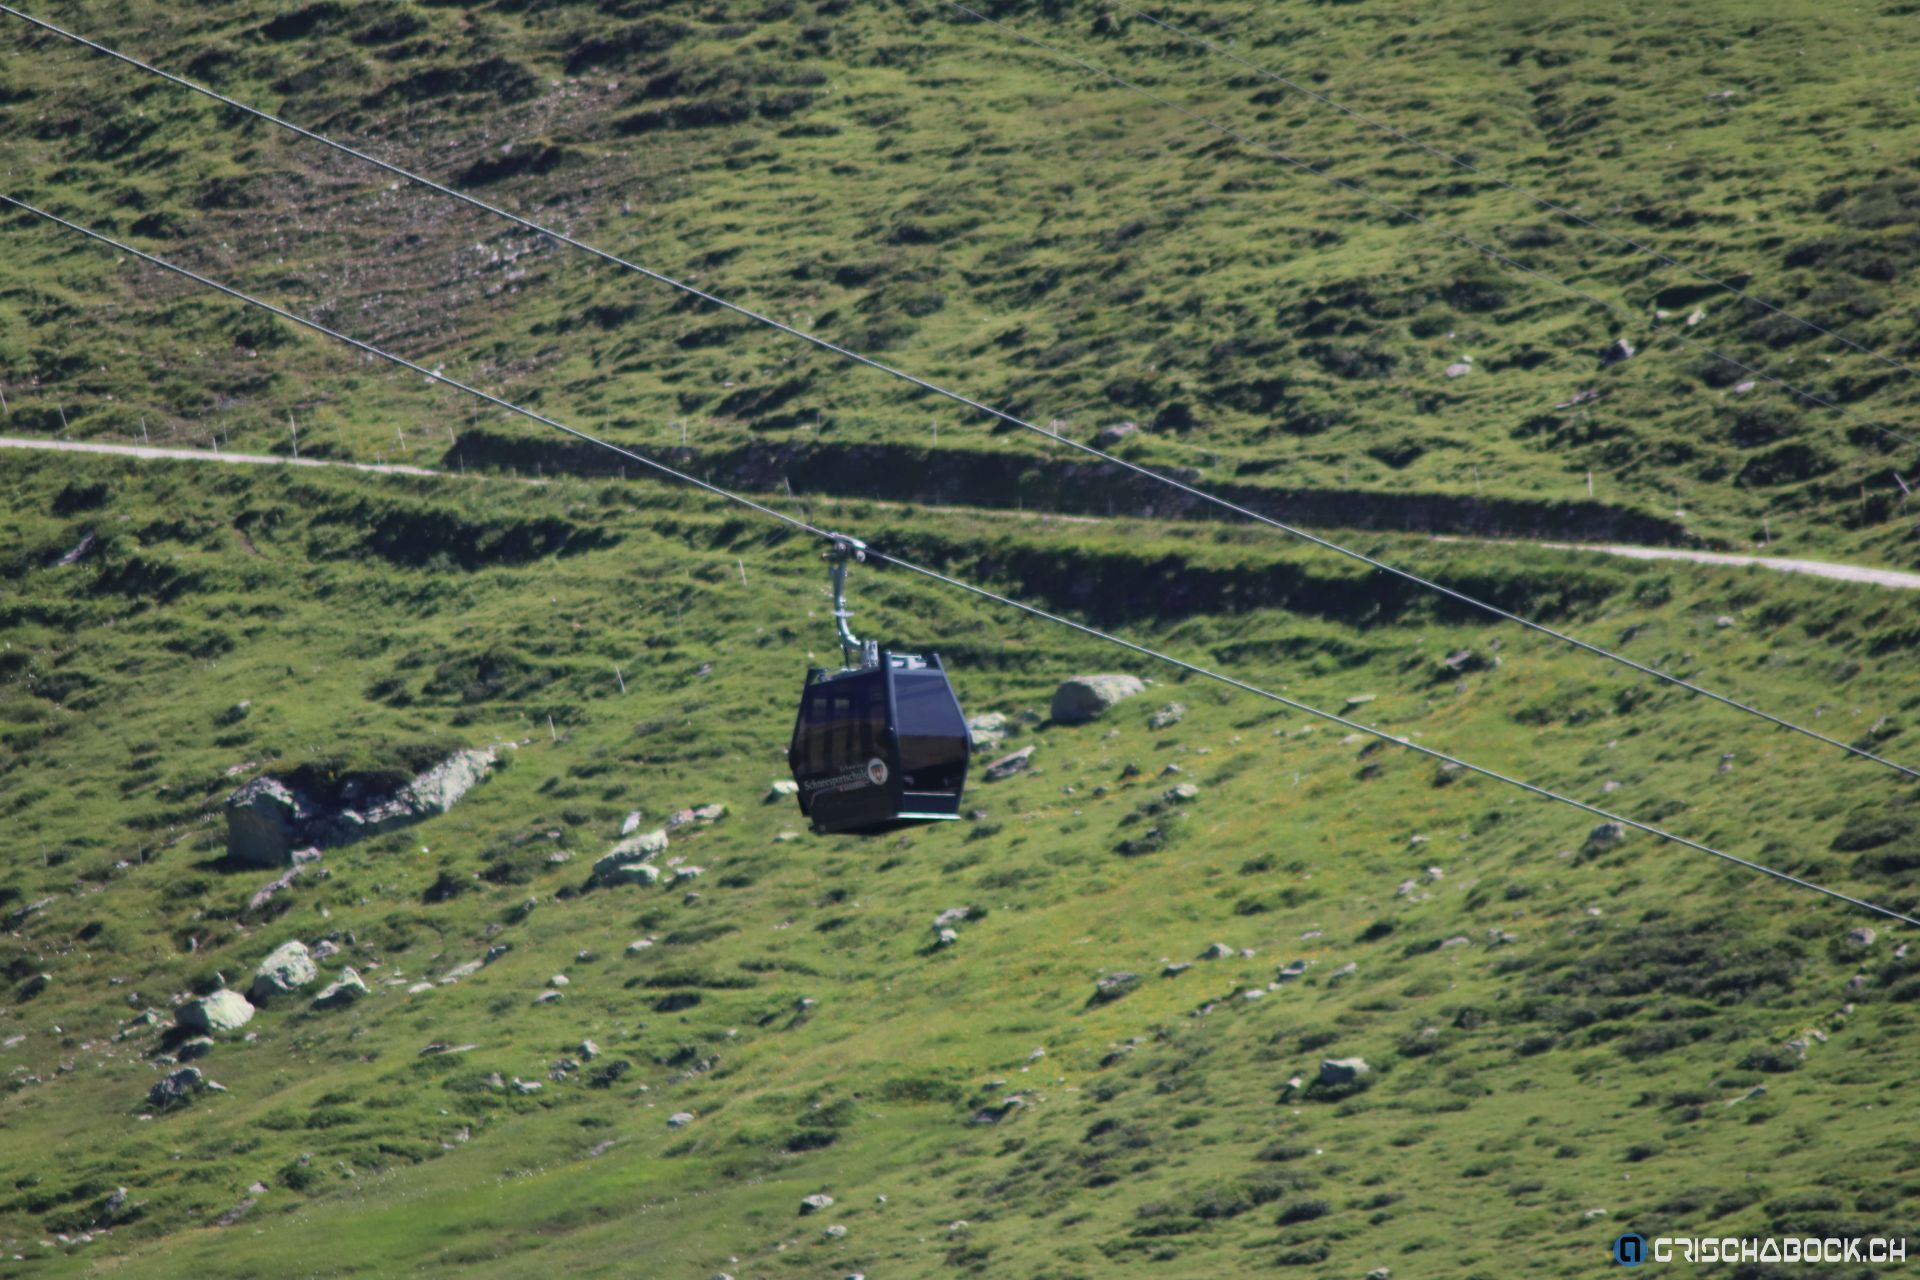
[178,990,255,1035]
[1318,1056,1371,1086]
[592,856,661,888]
[225,778,316,869]
[248,940,319,1004]
[1051,675,1145,725]
[607,828,668,861]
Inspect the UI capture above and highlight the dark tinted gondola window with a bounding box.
[894,671,968,785]
[799,675,885,776]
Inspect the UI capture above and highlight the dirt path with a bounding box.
[7,434,1918,590]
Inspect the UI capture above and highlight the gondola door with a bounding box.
[789,668,898,833]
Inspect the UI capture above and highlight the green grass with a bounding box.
[0,453,1916,1276]
[1,0,1918,562]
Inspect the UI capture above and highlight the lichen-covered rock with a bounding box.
[178,990,255,1035]
[1147,703,1187,730]
[799,1193,835,1215]
[1090,972,1142,1005]
[248,940,318,1003]
[967,712,1010,752]
[765,779,799,803]
[1051,674,1145,725]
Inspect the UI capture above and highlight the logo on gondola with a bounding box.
[866,757,890,786]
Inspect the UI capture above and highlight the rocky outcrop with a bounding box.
[225,749,497,868]
[1051,674,1145,724]
[248,940,318,1003]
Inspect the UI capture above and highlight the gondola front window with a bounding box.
[893,670,969,790]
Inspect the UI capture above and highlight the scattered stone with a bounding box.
[665,804,726,830]
[1715,615,1736,628]
[1731,379,1756,394]
[17,972,50,1000]
[548,974,570,989]
[248,941,318,1004]
[1553,388,1604,410]
[510,1078,543,1095]
[1147,702,1187,730]
[1275,959,1309,983]
[1160,782,1199,806]
[1367,1269,1393,1280]
[604,828,668,865]
[672,866,703,884]
[580,1039,601,1060]
[984,745,1036,782]
[620,810,643,835]
[1163,962,1191,977]
[764,780,799,803]
[1344,693,1377,709]
[1329,961,1359,982]
[1487,928,1520,947]
[823,1224,848,1240]
[1444,361,1472,379]
[625,939,654,956]
[799,1193,835,1216]
[147,1066,212,1111]
[1583,822,1627,853]
[310,968,368,1010]
[936,928,959,947]
[5,896,53,929]
[440,959,483,985]
[1200,942,1234,960]
[179,990,255,1035]
[1090,973,1142,1005]
[1051,674,1146,725]
[593,858,660,888]
[312,939,341,961]
[1600,337,1634,366]
[1848,927,1877,949]
[177,1037,215,1062]
[1317,1057,1371,1086]
[1686,308,1706,327]
[532,991,562,1005]
[484,944,511,965]
[934,906,971,929]
[1243,988,1266,1000]
[1092,420,1139,448]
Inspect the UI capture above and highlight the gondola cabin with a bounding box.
[788,650,971,834]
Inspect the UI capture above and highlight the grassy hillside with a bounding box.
[2,0,1919,561]
[1,454,1917,1276]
